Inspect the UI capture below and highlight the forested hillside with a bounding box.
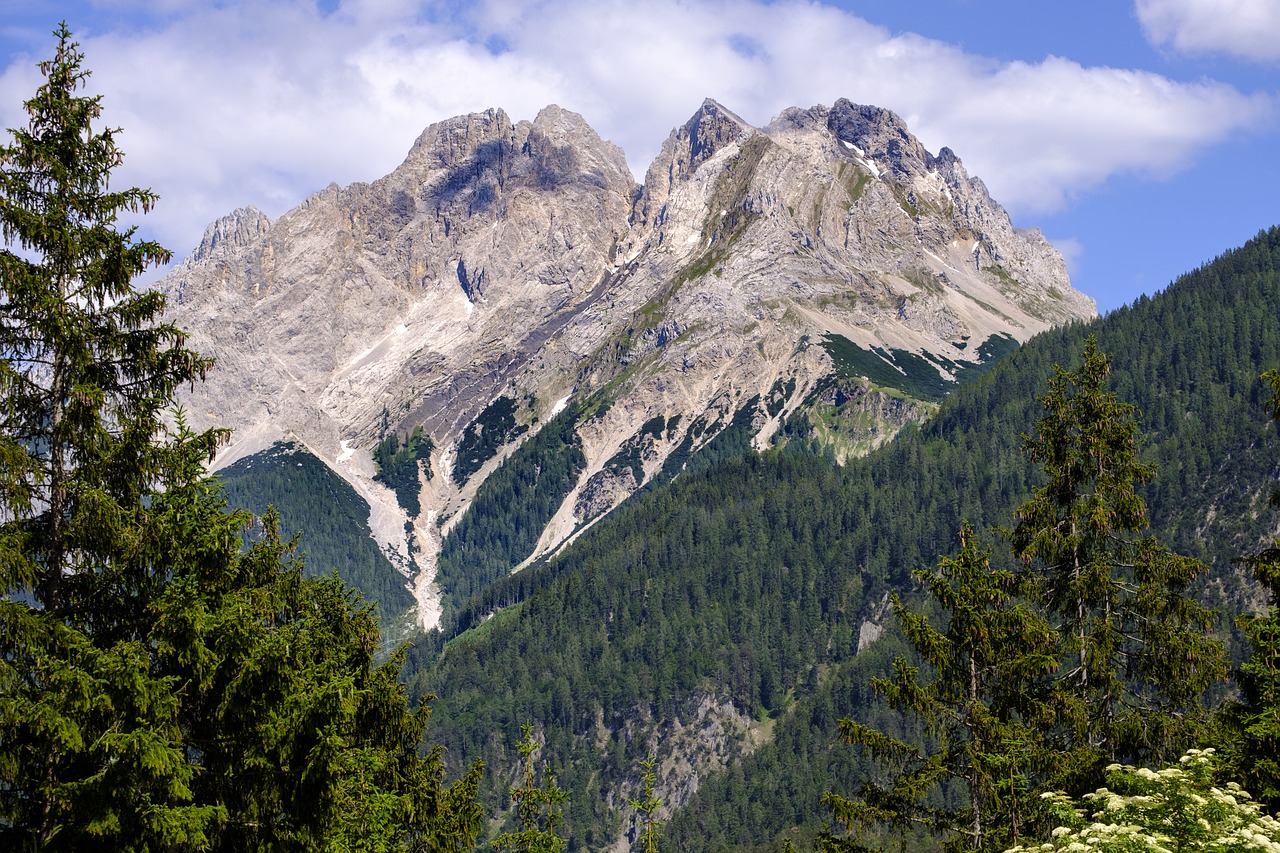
[408,227,1280,850]
[218,442,417,628]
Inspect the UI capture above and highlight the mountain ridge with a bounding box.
[161,96,1096,628]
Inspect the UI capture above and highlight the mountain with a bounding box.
[160,97,1094,629]
[412,226,1280,851]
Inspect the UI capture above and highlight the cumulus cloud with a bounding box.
[1136,0,1280,62]
[0,0,1271,267]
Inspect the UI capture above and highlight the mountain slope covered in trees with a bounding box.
[408,226,1280,850]
[217,441,417,629]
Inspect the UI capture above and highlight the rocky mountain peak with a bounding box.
[405,107,518,172]
[521,105,636,194]
[192,205,271,262]
[636,98,754,229]
[826,98,932,181]
[162,97,1097,632]
[685,98,751,170]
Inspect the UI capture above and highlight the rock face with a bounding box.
[161,98,1095,629]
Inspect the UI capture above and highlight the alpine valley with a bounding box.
[161,97,1280,851]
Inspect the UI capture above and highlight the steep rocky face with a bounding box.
[165,106,637,609]
[170,105,636,462]
[523,99,1090,562]
[161,98,1095,630]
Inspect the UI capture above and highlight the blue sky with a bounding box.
[1,0,1277,312]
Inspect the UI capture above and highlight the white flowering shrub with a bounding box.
[1005,749,1280,853]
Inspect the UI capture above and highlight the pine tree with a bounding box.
[822,523,1058,853]
[1010,337,1224,788]
[628,754,664,853]
[0,26,484,851]
[0,24,223,848]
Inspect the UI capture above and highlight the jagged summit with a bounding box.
[192,204,271,262]
[685,98,751,165]
[826,99,933,178]
[634,98,754,229]
[161,97,1096,631]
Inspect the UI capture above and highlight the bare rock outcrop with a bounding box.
[161,97,1096,628]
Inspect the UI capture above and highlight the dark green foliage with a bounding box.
[149,476,484,852]
[821,334,948,400]
[0,29,483,851]
[662,632,930,853]
[652,395,762,488]
[824,523,1058,853]
[417,451,869,841]
[0,28,219,847]
[1011,338,1224,788]
[218,440,416,622]
[374,424,434,517]
[454,395,529,485]
[824,342,1226,853]
[819,333,1018,402]
[435,403,586,610]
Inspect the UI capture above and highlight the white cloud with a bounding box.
[0,0,1272,270]
[1136,0,1280,62]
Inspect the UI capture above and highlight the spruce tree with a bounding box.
[1011,337,1224,788]
[492,724,569,853]
[822,523,1058,853]
[0,24,223,848]
[0,25,483,851]
[628,754,664,853]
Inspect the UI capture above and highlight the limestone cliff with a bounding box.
[160,98,1095,630]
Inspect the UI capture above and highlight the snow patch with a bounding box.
[337,440,355,463]
[841,140,867,157]
[550,394,571,418]
[456,294,473,317]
